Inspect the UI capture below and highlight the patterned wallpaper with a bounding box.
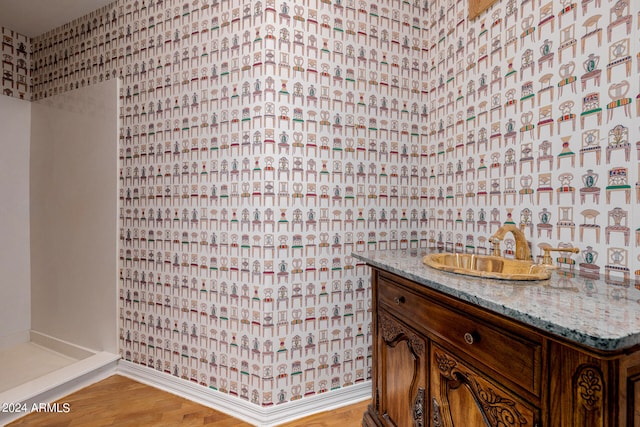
[1,27,30,99]
[5,0,639,410]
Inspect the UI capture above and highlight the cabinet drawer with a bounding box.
[378,274,542,396]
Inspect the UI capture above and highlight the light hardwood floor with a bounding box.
[7,375,369,426]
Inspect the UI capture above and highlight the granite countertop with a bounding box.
[353,249,640,352]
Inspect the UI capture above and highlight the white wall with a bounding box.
[0,95,31,349]
[30,80,118,352]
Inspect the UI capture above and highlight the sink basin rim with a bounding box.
[423,253,552,281]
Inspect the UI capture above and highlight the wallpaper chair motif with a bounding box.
[537,104,554,137]
[580,54,602,90]
[557,61,576,95]
[537,207,553,238]
[579,246,600,276]
[581,14,602,53]
[606,124,630,163]
[580,169,601,204]
[538,39,554,71]
[580,91,602,128]
[538,73,554,107]
[558,24,576,62]
[606,81,632,121]
[605,248,630,282]
[606,167,631,203]
[557,172,575,204]
[580,209,601,243]
[538,2,556,34]
[607,0,631,42]
[579,129,601,166]
[557,100,576,133]
[557,207,576,240]
[606,38,631,81]
[605,207,630,246]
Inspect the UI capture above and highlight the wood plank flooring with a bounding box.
[7,375,369,427]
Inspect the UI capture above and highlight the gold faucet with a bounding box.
[488,224,532,261]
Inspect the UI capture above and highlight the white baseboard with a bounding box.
[30,330,95,360]
[0,352,120,425]
[117,360,371,426]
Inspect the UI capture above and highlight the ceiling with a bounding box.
[0,0,114,38]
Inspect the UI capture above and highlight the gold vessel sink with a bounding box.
[423,253,551,281]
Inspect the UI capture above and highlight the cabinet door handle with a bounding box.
[463,331,479,345]
[393,296,406,305]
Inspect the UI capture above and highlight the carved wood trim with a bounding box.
[379,312,425,355]
[412,387,425,427]
[574,365,604,411]
[571,364,604,426]
[435,351,457,377]
[435,350,528,427]
[432,397,443,427]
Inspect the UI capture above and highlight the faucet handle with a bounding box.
[540,246,580,266]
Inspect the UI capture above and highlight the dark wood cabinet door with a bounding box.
[430,344,539,427]
[376,310,428,427]
[630,373,640,427]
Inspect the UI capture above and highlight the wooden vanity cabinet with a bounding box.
[362,268,640,427]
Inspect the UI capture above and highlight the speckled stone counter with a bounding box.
[353,249,640,352]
